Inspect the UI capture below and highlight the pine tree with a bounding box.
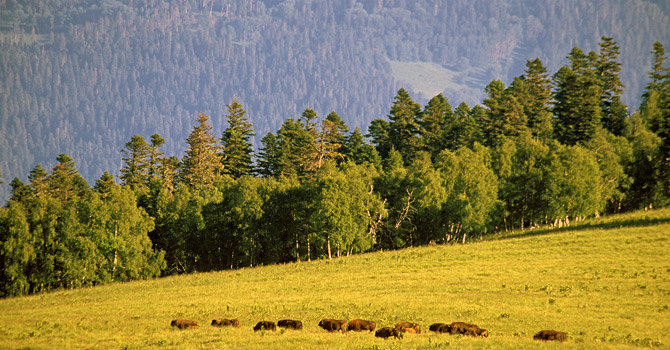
[482,80,527,147]
[388,88,422,164]
[46,154,88,202]
[221,98,254,178]
[367,119,391,159]
[419,94,453,157]
[256,132,279,177]
[641,41,667,132]
[553,47,602,145]
[308,112,347,171]
[28,164,48,197]
[180,113,223,190]
[514,58,553,141]
[597,36,627,136]
[120,135,150,191]
[148,134,166,180]
[94,171,116,199]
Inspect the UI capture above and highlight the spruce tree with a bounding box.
[180,113,223,189]
[256,132,279,177]
[481,80,527,147]
[220,98,254,178]
[420,94,453,157]
[514,58,553,141]
[388,88,422,164]
[597,36,627,136]
[46,154,88,202]
[148,134,166,180]
[553,47,602,145]
[120,135,150,191]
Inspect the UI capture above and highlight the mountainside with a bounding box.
[0,0,668,201]
[0,208,668,348]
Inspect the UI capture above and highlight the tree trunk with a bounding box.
[112,223,118,281]
[462,233,466,244]
[327,236,332,259]
[295,233,300,262]
[307,235,311,262]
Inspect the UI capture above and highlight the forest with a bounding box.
[1,0,669,203]
[0,37,668,298]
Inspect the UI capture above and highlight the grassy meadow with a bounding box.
[0,209,669,349]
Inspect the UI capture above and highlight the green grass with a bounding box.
[1,209,669,349]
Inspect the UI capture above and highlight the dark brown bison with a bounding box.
[318,319,348,332]
[429,323,450,333]
[171,319,199,329]
[211,318,239,327]
[375,327,403,339]
[277,319,303,330]
[347,319,376,332]
[395,321,421,334]
[253,321,276,332]
[534,329,567,341]
[448,322,488,337]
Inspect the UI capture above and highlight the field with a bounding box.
[0,209,669,349]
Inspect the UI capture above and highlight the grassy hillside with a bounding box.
[0,209,668,349]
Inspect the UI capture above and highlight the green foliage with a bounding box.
[120,135,150,192]
[387,88,422,164]
[221,99,255,178]
[180,113,223,191]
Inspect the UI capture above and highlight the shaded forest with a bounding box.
[0,0,669,202]
[1,35,669,298]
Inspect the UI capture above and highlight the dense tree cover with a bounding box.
[2,38,670,298]
[1,0,668,202]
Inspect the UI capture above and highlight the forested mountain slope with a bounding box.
[0,0,668,201]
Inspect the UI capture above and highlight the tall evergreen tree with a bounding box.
[221,98,254,178]
[180,113,223,190]
[482,80,527,147]
[120,135,150,191]
[46,154,88,202]
[553,47,602,145]
[597,36,627,136]
[367,119,392,160]
[148,134,166,180]
[419,94,453,157]
[387,88,422,164]
[513,58,553,141]
[256,132,279,177]
[641,41,668,133]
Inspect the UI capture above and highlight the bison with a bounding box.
[448,322,488,337]
[375,327,403,339]
[318,319,348,332]
[429,323,450,333]
[395,321,421,334]
[253,321,276,332]
[277,319,303,330]
[211,318,239,327]
[534,329,567,341]
[347,319,376,332]
[171,319,199,329]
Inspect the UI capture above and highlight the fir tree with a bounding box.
[514,58,553,141]
[388,88,422,164]
[180,113,223,190]
[597,36,627,136]
[221,98,254,178]
[120,135,150,191]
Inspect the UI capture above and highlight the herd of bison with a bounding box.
[170,317,567,342]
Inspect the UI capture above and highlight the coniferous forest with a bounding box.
[1,0,669,203]
[1,33,669,297]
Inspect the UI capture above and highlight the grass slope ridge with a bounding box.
[0,209,668,349]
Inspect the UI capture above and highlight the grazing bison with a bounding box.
[277,319,303,330]
[448,322,488,337]
[318,319,348,332]
[171,319,199,329]
[347,319,376,332]
[253,321,276,332]
[375,327,403,339]
[429,323,450,333]
[534,329,567,341]
[211,318,239,327]
[395,321,421,334]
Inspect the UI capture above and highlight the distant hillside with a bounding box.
[0,208,668,348]
[0,0,668,201]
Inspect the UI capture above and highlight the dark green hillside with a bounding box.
[0,0,668,202]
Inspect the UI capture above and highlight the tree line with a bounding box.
[0,38,668,298]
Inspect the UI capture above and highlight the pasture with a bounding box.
[0,209,668,349]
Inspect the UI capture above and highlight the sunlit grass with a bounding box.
[1,209,668,349]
